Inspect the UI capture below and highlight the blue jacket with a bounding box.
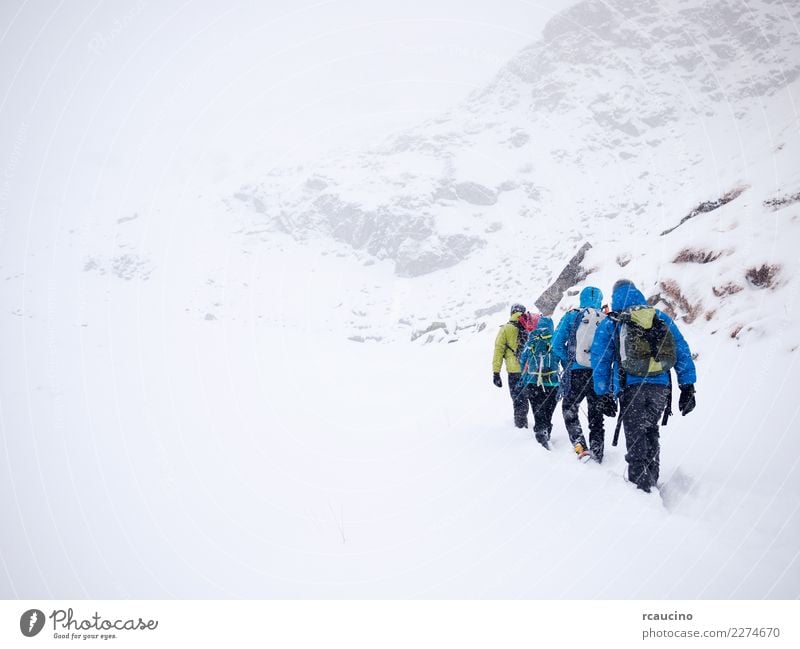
[591,281,697,396]
[552,286,603,371]
[519,317,560,387]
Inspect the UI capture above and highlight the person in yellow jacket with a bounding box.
[492,303,530,428]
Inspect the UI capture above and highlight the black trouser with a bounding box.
[507,372,528,428]
[619,383,669,490]
[562,368,605,458]
[525,384,559,443]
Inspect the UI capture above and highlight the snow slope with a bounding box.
[2,250,797,597]
[1,0,799,598]
[228,0,800,345]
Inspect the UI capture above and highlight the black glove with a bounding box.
[599,393,617,417]
[679,384,696,416]
[493,372,502,388]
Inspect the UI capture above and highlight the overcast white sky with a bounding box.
[0,0,578,196]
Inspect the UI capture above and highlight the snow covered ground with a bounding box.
[2,206,798,598]
[1,0,799,599]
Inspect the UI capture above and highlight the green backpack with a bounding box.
[616,306,676,377]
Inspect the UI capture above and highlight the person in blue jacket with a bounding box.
[591,279,697,493]
[552,286,606,460]
[518,316,560,448]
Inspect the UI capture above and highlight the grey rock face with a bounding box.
[233,0,799,278]
[395,234,484,278]
[535,242,593,315]
[454,182,497,206]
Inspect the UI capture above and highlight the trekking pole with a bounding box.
[611,377,626,448]
[612,416,623,447]
[661,371,673,426]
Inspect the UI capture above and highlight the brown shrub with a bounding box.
[647,292,676,319]
[712,282,744,297]
[673,248,725,264]
[659,279,702,324]
[746,264,780,289]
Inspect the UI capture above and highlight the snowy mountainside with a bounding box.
[225,0,800,345]
[577,123,800,348]
[2,0,800,601]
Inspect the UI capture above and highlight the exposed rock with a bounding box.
[660,186,746,236]
[455,322,487,334]
[83,258,101,273]
[348,335,383,343]
[84,254,152,281]
[474,302,506,318]
[112,254,151,281]
[763,191,800,211]
[305,176,328,191]
[117,213,138,224]
[432,183,458,201]
[616,252,631,267]
[454,182,497,206]
[395,234,484,277]
[252,197,266,214]
[507,130,530,147]
[534,242,592,315]
[411,321,448,341]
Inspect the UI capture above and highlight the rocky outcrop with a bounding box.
[534,242,593,315]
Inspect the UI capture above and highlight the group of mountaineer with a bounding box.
[492,279,697,493]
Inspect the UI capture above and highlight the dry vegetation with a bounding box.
[712,282,744,297]
[673,248,727,264]
[658,279,703,324]
[745,264,781,289]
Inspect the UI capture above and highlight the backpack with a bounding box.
[514,322,529,362]
[518,312,540,333]
[572,308,606,367]
[522,330,559,386]
[616,306,677,377]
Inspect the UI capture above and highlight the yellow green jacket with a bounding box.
[492,312,523,373]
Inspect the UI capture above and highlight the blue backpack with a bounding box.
[522,330,560,387]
